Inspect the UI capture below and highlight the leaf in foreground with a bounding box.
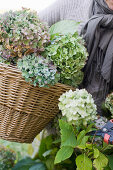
[76,154,92,170]
[93,152,108,170]
[54,146,73,164]
[59,119,77,147]
[12,157,46,170]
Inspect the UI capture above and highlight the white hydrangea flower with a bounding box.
[58,89,97,126]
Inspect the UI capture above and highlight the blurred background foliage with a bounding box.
[0,129,48,161]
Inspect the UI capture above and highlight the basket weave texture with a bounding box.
[0,63,74,143]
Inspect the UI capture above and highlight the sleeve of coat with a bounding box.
[38,0,60,27]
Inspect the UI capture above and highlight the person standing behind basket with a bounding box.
[81,0,113,115]
[39,0,92,34]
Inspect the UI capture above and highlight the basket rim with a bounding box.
[0,62,75,89]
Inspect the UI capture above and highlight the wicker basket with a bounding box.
[0,63,74,143]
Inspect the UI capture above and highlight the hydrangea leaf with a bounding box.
[59,119,77,148]
[107,154,113,170]
[49,20,79,35]
[93,153,108,170]
[54,146,73,164]
[94,148,100,159]
[12,157,46,170]
[76,154,92,170]
[77,136,89,149]
[77,130,86,144]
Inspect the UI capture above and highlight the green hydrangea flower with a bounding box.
[105,92,113,116]
[0,145,16,169]
[45,32,88,87]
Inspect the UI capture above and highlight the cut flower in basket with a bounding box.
[17,54,60,87]
[105,92,113,116]
[58,89,97,126]
[0,15,88,88]
[45,26,88,87]
[0,8,50,62]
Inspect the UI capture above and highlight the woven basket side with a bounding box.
[0,63,75,143]
[0,104,54,143]
[0,63,74,115]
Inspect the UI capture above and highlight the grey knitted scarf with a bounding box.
[89,0,113,17]
[81,0,113,97]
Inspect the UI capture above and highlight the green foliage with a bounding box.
[0,9,50,62]
[0,139,30,161]
[105,92,113,116]
[76,154,92,170]
[107,155,113,170]
[77,130,86,147]
[94,148,100,158]
[59,119,77,148]
[93,152,108,170]
[29,163,46,170]
[17,54,59,87]
[14,123,113,170]
[49,20,80,35]
[12,157,46,170]
[54,146,73,164]
[0,145,16,170]
[23,134,75,170]
[45,31,88,87]
[54,119,110,170]
[37,135,53,160]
